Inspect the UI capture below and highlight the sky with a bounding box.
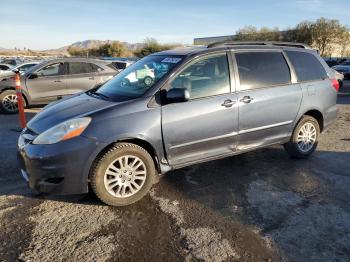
[0,0,349,50]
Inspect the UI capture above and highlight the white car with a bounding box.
[123,65,155,86]
[0,63,13,73]
[0,61,40,75]
[0,61,41,84]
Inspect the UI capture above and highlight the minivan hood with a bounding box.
[27,93,115,134]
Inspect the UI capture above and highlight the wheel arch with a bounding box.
[303,109,324,132]
[89,137,162,178]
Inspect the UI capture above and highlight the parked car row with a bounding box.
[324,57,349,68]
[332,60,350,80]
[0,58,127,113]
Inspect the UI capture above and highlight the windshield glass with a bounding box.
[95,55,183,100]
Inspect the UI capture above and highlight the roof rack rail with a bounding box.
[207,41,312,49]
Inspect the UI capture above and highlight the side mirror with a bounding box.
[166,88,190,103]
[28,73,38,79]
[12,69,19,74]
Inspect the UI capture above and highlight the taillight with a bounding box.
[331,78,339,92]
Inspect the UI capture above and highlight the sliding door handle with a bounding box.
[240,96,253,103]
[221,99,236,108]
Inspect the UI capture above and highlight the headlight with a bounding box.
[33,117,91,145]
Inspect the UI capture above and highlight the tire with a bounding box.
[90,142,157,206]
[284,116,320,158]
[0,90,26,114]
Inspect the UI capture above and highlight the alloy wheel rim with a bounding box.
[103,155,147,198]
[297,122,317,153]
[144,77,152,86]
[2,94,18,112]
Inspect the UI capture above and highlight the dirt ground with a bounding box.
[0,82,349,262]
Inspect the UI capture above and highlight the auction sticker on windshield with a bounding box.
[161,57,182,63]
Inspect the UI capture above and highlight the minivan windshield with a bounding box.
[94,55,183,100]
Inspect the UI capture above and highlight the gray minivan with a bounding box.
[0,58,118,113]
[18,42,339,206]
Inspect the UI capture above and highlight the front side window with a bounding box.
[69,62,92,75]
[18,63,36,72]
[236,52,291,90]
[285,51,327,82]
[37,63,64,77]
[95,55,183,100]
[169,54,230,100]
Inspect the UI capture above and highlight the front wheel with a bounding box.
[284,116,320,158]
[90,143,157,206]
[0,90,26,114]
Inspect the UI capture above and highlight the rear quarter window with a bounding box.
[285,51,327,82]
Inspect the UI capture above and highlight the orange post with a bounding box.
[15,73,27,128]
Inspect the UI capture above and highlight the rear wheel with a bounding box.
[90,143,157,206]
[284,116,320,158]
[0,90,26,114]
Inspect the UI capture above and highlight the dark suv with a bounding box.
[18,42,338,206]
[0,58,118,113]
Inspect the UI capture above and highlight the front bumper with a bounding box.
[17,132,107,195]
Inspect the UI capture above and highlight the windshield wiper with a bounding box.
[87,90,110,100]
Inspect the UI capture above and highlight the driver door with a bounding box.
[161,53,238,166]
[25,62,67,103]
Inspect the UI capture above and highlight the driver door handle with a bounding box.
[221,99,236,108]
[240,96,254,103]
[54,80,62,83]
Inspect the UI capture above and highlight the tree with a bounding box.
[234,26,281,41]
[67,46,86,56]
[98,42,129,57]
[310,18,347,56]
[286,21,313,45]
[338,30,350,57]
[67,41,131,57]
[135,38,179,58]
[234,17,350,57]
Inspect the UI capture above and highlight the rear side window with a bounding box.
[89,63,103,72]
[0,65,10,70]
[69,62,92,75]
[107,62,127,70]
[235,52,291,90]
[285,51,327,82]
[114,62,127,70]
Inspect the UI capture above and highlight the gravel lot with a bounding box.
[0,82,349,262]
